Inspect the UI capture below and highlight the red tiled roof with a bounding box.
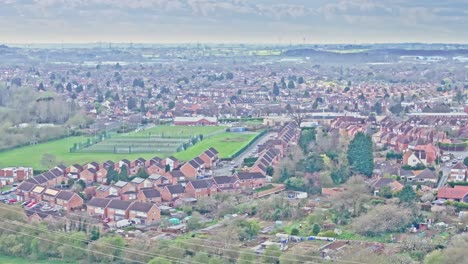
[437,186,468,200]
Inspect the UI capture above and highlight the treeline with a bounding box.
[0,85,91,150]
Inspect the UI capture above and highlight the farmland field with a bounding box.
[0,126,256,170]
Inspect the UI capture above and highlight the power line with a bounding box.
[0,205,238,264]
[0,225,147,264]
[3,219,186,264]
[0,204,364,264]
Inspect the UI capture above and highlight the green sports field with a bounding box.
[174,132,258,161]
[0,126,257,170]
[123,125,226,138]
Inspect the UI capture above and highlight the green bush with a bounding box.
[318,230,336,237]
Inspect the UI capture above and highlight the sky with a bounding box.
[1,0,468,44]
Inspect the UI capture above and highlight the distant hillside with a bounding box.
[282,48,468,57]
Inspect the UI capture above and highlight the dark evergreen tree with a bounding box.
[347,132,374,177]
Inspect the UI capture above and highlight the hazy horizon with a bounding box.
[1,0,468,44]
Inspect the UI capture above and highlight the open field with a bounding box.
[174,132,258,161]
[0,255,68,264]
[123,125,226,138]
[0,126,258,170]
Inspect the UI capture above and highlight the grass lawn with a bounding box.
[124,125,226,138]
[174,132,258,161]
[0,129,257,170]
[0,136,163,170]
[0,255,69,264]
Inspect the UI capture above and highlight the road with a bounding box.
[212,131,276,176]
[437,164,452,189]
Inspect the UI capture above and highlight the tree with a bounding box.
[287,80,295,89]
[464,157,468,166]
[147,89,152,99]
[168,101,175,109]
[127,97,137,110]
[297,76,304,84]
[226,72,234,79]
[272,82,280,96]
[298,129,316,153]
[262,245,281,264]
[266,166,274,176]
[378,185,393,198]
[352,204,415,236]
[396,185,417,204]
[187,212,204,231]
[347,132,374,177]
[290,228,299,236]
[238,220,260,241]
[139,99,146,113]
[312,224,320,235]
[118,165,128,181]
[372,102,382,115]
[40,153,57,169]
[135,167,149,179]
[424,233,468,264]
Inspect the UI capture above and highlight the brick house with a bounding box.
[55,190,84,211]
[180,158,205,178]
[16,181,37,202]
[161,184,186,202]
[96,168,108,183]
[165,170,185,184]
[0,167,33,185]
[131,177,153,191]
[84,162,99,171]
[95,185,119,198]
[100,160,114,170]
[235,172,267,189]
[106,200,132,221]
[67,164,84,174]
[213,176,240,192]
[137,188,162,203]
[185,179,218,198]
[128,202,161,224]
[86,197,111,217]
[80,168,97,184]
[147,163,166,175]
[41,188,60,205]
[164,156,179,171]
[199,148,219,169]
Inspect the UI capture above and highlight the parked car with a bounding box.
[8,198,17,203]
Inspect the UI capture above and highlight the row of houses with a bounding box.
[0,167,33,186]
[16,182,83,211]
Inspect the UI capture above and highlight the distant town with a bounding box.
[0,43,467,264]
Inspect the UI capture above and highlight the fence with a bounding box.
[229,129,268,159]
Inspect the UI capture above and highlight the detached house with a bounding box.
[128,202,161,225]
[449,162,467,182]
